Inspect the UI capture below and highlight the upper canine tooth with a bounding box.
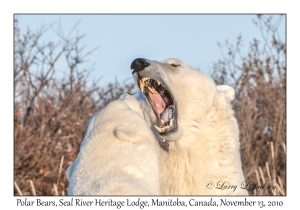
[139,80,145,92]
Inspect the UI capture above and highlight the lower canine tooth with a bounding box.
[169,119,173,127]
[154,125,169,133]
[154,125,162,132]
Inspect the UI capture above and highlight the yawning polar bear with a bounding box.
[131,58,248,195]
[66,93,161,195]
[67,58,248,196]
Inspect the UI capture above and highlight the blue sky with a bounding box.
[15,14,286,86]
[1,1,299,204]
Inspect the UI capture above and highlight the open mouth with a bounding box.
[139,77,177,135]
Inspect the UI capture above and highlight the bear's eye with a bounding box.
[170,63,181,67]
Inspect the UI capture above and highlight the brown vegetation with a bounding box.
[14,19,136,195]
[211,15,286,195]
[14,15,285,196]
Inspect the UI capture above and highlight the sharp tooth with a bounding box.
[139,80,145,92]
[161,125,170,132]
[154,119,174,133]
[154,125,162,132]
[169,119,173,127]
[142,77,149,82]
[154,125,169,133]
[162,139,166,142]
[148,86,158,94]
[157,81,161,85]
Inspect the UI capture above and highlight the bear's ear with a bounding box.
[217,85,235,102]
[113,125,141,143]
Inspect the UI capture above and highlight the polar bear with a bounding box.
[66,93,162,195]
[131,58,248,195]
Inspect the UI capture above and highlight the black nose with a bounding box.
[130,58,150,73]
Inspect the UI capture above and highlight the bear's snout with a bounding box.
[131,58,150,73]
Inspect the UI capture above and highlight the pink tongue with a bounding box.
[148,92,166,115]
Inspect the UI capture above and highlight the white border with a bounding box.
[1,0,298,209]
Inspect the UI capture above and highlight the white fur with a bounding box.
[67,93,161,195]
[67,58,248,196]
[137,58,248,195]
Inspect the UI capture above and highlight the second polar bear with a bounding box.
[131,58,248,195]
[66,93,161,195]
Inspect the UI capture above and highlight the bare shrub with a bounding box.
[211,15,286,195]
[14,19,136,195]
[14,15,285,196]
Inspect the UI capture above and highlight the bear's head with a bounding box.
[131,58,236,146]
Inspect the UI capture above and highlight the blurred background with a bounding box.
[14,14,286,196]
